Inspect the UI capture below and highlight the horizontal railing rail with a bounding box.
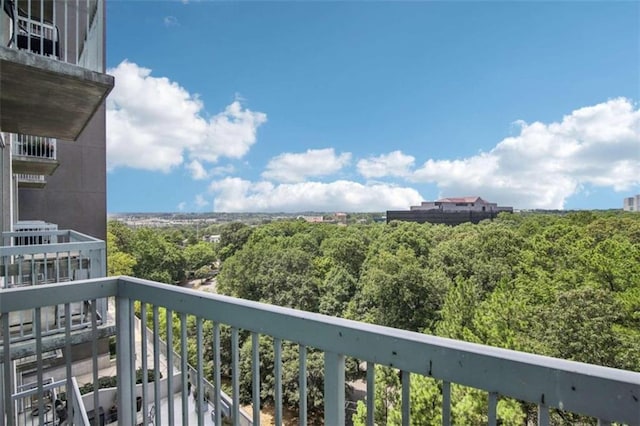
[0,0,103,71]
[1,278,639,426]
[1,229,105,251]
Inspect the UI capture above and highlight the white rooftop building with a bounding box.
[410,196,513,213]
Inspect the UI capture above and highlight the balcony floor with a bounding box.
[0,47,114,141]
[12,156,59,176]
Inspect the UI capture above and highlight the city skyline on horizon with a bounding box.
[105,1,639,213]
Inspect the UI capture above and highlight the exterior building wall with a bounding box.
[17,105,107,240]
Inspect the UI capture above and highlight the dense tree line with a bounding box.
[107,212,640,424]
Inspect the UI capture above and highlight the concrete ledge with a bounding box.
[0,47,114,140]
[12,155,59,175]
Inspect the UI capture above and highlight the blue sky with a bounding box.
[106,1,640,213]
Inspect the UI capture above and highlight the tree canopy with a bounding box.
[113,211,640,424]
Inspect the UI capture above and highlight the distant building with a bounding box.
[298,215,324,223]
[623,195,640,212]
[204,234,221,243]
[387,196,513,225]
[410,196,513,213]
[334,212,348,225]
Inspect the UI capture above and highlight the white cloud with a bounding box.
[177,201,187,211]
[357,150,415,179]
[209,178,422,212]
[187,160,208,180]
[106,61,266,173]
[411,98,640,209]
[194,194,209,209]
[210,164,236,176]
[262,148,351,183]
[163,16,179,27]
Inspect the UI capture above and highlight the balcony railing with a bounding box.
[0,229,107,349]
[9,134,59,176]
[1,0,103,71]
[0,229,105,286]
[14,174,46,189]
[11,135,56,160]
[1,277,638,426]
[12,221,58,241]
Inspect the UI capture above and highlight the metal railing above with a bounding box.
[0,277,638,426]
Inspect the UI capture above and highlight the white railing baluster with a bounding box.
[85,0,88,48]
[55,252,60,284]
[180,312,189,425]
[366,361,375,426]
[153,305,162,425]
[442,380,451,426]
[196,317,204,426]
[91,299,99,426]
[35,307,44,426]
[27,0,31,53]
[274,337,282,426]
[488,391,498,426]
[116,295,134,425]
[166,308,175,424]
[232,327,241,426]
[324,351,345,425]
[39,0,43,56]
[251,332,261,425]
[64,302,73,423]
[2,312,14,422]
[64,0,68,62]
[53,0,56,56]
[298,344,307,426]
[74,0,78,64]
[213,323,221,426]
[402,370,410,426]
[140,302,148,421]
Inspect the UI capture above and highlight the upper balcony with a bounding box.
[0,0,114,140]
[0,277,638,426]
[10,134,59,176]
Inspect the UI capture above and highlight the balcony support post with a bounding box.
[1,314,14,424]
[324,351,345,425]
[116,293,135,425]
[92,247,107,319]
